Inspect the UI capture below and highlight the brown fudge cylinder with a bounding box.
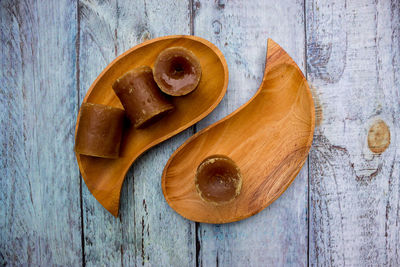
[153,47,202,96]
[112,66,174,128]
[75,103,125,159]
[195,155,242,205]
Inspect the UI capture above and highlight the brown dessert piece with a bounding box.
[195,155,242,205]
[112,66,174,128]
[75,103,125,158]
[153,47,202,96]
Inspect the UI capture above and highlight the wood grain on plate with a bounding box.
[76,35,228,217]
[162,39,315,224]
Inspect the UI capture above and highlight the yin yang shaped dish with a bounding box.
[162,39,315,224]
[75,35,228,216]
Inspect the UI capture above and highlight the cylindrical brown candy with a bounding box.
[112,66,174,128]
[195,155,242,205]
[153,47,202,96]
[75,103,125,159]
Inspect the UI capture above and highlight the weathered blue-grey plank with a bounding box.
[0,0,82,265]
[193,0,308,266]
[78,0,195,265]
[307,0,400,265]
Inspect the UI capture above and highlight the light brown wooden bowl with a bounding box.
[75,35,228,216]
[162,39,315,224]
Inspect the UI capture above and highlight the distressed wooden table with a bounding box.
[1,0,399,266]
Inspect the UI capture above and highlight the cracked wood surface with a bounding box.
[193,1,309,266]
[77,1,195,266]
[1,0,399,266]
[307,0,400,266]
[0,0,82,265]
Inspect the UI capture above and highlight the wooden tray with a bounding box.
[75,35,228,216]
[162,39,315,223]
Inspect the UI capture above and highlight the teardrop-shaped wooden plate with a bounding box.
[75,35,228,216]
[162,39,315,223]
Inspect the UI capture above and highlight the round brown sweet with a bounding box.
[153,47,202,96]
[195,155,242,205]
[75,103,125,158]
[112,66,174,128]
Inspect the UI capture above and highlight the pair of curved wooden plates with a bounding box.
[75,35,315,224]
